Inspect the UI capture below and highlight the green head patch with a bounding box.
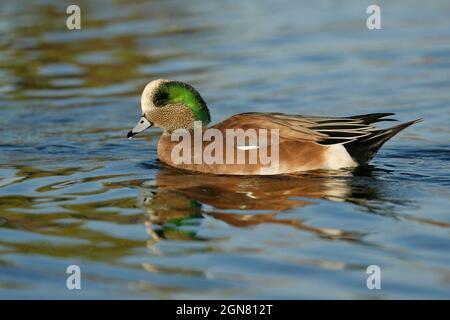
[153,81,211,124]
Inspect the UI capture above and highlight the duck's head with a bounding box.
[127,79,211,138]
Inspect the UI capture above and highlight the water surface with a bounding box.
[0,0,450,299]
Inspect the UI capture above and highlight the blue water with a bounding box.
[0,0,449,299]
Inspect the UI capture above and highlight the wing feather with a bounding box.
[212,112,398,146]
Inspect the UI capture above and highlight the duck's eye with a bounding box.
[140,120,144,124]
[153,89,169,107]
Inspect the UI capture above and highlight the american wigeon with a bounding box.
[128,79,421,175]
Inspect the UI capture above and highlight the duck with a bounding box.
[127,79,421,175]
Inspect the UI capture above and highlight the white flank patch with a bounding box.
[236,145,259,151]
[324,144,358,169]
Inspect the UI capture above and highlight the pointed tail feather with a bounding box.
[344,118,423,164]
[349,113,397,124]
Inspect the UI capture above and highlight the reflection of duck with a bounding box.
[150,166,354,211]
[128,79,421,174]
[139,166,450,256]
[140,167,360,242]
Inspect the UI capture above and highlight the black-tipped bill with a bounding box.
[127,116,153,139]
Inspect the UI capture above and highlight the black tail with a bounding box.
[344,118,423,164]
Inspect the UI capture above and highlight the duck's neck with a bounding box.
[162,121,209,136]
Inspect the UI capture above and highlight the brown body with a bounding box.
[158,113,331,175]
[158,135,327,175]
